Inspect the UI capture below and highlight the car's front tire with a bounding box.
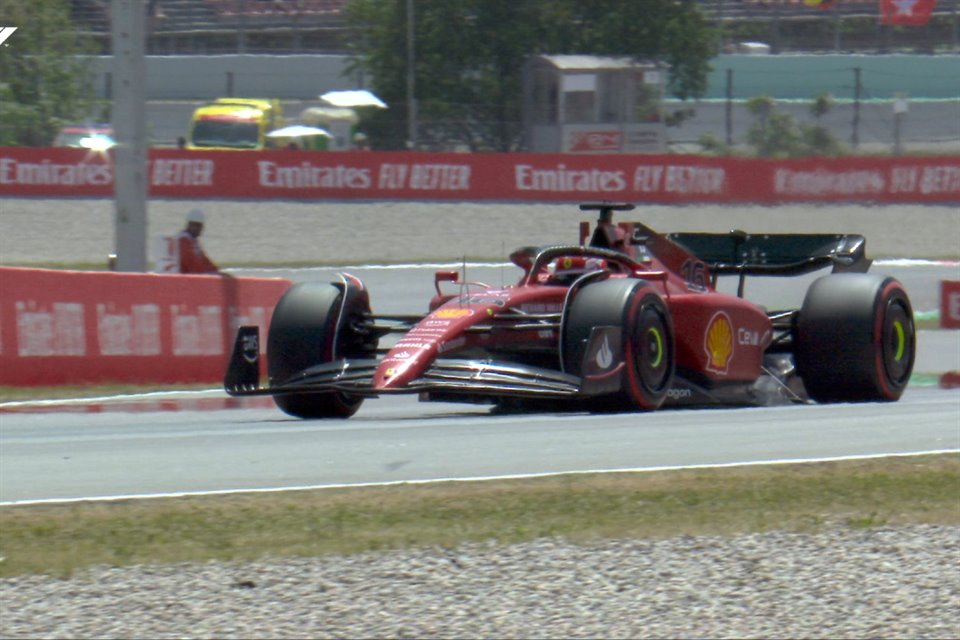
[267,281,372,418]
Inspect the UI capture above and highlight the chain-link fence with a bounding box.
[665,99,960,154]
[138,96,958,154]
[702,0,960,54]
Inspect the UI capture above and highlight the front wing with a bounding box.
[225,326,623,401]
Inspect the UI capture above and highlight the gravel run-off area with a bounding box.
[1,200,958,265]
[1,525,959,639]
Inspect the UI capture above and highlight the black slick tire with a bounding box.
[563,278,674,411]
[795,274,915,402]
[267,281,369,418]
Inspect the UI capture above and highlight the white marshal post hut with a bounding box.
[522,55,667,153]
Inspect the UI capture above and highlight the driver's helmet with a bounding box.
[547,256,606,284]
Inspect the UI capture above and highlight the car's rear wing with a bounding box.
[663,231,871,278]
[577,203,871,295]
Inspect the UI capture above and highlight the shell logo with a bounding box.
[704,312,734,374]
[434,308,473,319]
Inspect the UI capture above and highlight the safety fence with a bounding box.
[0,267,290,386]
[1,148,958,203]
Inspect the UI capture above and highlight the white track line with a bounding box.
[875,258,960,267]
[2,449,956,507]
[0,389,224,409]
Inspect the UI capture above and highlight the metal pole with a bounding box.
[770,1,780,53]
[111,0,148,272]
[406,0,417,149]
[953,0,959,51]
[851,66,861,149]
[714,0,725,54]
[238,0,247,53]
[833,7,841,52]
[893,93,907,156]
[893,110,902,156]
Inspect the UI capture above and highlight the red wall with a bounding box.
[1,147,958,203]
[942,280,960,330]
[0,267,290,386]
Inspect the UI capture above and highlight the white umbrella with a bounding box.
[266,125,332,138]
[319,90,387,109]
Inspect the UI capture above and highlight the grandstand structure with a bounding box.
[72,0,351,54]
[69,0,960,55]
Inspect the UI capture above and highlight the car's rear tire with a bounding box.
[795,274,915,402]
[267,281,372,418]
[563,278,674,411]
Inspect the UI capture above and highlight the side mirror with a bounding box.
[434,270,459,296]
[435,270,459,283]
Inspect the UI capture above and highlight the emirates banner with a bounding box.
[1,147,958,203]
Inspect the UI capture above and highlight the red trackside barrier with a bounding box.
[941,280,960,330]
[0,267,290,386]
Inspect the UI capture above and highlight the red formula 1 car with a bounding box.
[225,203,916,418]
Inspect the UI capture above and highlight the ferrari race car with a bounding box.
[225,203,916,419]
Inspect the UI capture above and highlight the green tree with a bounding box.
[743,95,844,158]
[346,0,713,151]
[804,91,843,156]
[0,0,100,146]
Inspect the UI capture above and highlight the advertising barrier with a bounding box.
[1,147,958,203]
[0,267,290,386]
[940,280,960,330]
[938,280,960,389]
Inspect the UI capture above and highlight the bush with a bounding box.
[742,95,845,158]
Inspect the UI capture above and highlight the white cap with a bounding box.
[186,208,206,224]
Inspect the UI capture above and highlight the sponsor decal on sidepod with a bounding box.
[704,311,734,375]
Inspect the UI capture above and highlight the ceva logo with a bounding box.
[0,27,17,46]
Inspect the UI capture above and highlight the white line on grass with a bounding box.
[2,449,956,507]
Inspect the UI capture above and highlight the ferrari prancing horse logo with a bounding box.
[241,332,259,364]
[595,335,613,369]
